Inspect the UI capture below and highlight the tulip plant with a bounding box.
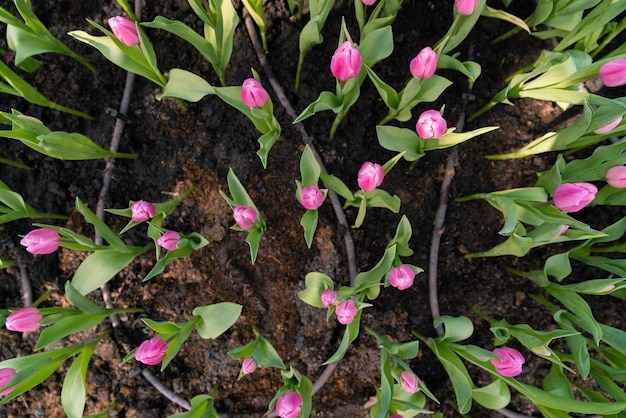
[1,0,626,416]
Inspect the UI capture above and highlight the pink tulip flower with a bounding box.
[20,228,60,255]
[594,116,622,134]
[135,337,168,366]
[108,16,139,47]
[6,307,43,332]
[241,358,257,375]
[275,391,303,418]
[390,415,402,418]
[335,299,358,325]
[321,289,338,307]
[410,46,438,79]
[606,166,626,188]
[233,206,258,230]
[300,186,325,210]
[553,182,597,213]
[416,109,447,139]
[455,0,479,15]
[389,265,415,290]
[599,58,626,87]
[241,78,269,108]
[361,0,377,4]
[491,347,525,377]
[400,371,419,393]
[330,41,362,81]
[0,368,16,397]
[556,225,569,237]
[358,161,384,192]
[131,200,156,222]
[157,230,180,251]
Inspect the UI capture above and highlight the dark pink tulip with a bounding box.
[416,109,447,139]
[131,200,156,222]
[6,307,42,332]
[455,0,479,15]
[553,182,597,213]
[321,289,338,307]
[594,116,622,134]
[233,206,258,230]
[300,186,325,210]
[410,46,438,79]
[275,391,303,418]
[0,368,16,397]
[108,16,139,47]
[599,58,626,87]
[358,161,384,192]
[241,358,257,375]
[135,337,168,365]
[400,371,419,393]
[330,41,362,81]
[335,299,358,325]
[491,347,525,377]
[157,230,180,251]
[20,228,60,255]
[390,415,402,418]
[241,78,269,108]
[389,265,415,290]
[361,0,377,5]
[606,166,626,188]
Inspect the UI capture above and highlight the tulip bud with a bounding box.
[358,162,384,192]
[594,116,622,134]
[599,58,626,87]
[233,206,258,230]
[606,166,626,188]
[20,228,60,255]
[6,307,42,332]
[389,265,415,290]
[553,182,597,213]
[108,16,139,47]
[335,299,358,325]
[455,0,479,15]
[0,368,16,397]
[410,46,438,79]
[400,371,419,393]
[491,347,525,377]
[131,200,156,222]
[556,225,569,237]
[241,357,257,375]
[241,78,269,108]
[330,41,362,81]
[416,109,447,139]
[390,415,402,418]
[275,391,303,418]
[321,289,338,307]
[361,0,377,4]
[135,337,168,366]
[157,230,180,251]
[300,186,325,210]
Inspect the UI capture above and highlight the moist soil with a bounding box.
[0,1,623,417]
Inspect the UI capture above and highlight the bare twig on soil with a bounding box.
[14,253,33,306]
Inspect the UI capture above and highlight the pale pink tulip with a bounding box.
[241,358,257,375]
[400,371,419,393]
[606,166,626,188]
[389,265,415,290]
[455,0,479,15]
[553,182,597,212]
[275,391,303,418]
[594,116,622,134]
[20,228,60,255]
[241,78,269,108]
[233,206,258,230]
[6,307,42,332]
[108,16,139,47]
[416,109,447,139]
[321,289,338,307]
[335,299,358,325]
[135,337,168,366]
[131,200,156,222]
[157,230,180,251]
[599,58,626,87]
[330,41,362,81]
[358,162,384,191]
[491,347,525,377]
[410,46,438,79]
[300,186,325,210]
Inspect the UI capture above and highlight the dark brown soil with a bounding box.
[1,1,621,417]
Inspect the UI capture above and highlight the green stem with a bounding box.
[295,53,305,93]
[329,109,347,140]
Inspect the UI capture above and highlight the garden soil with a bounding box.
[0,1,624,417]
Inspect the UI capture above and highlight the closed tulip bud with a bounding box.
[135,337,168,366]
[389,265,415,290]
[361,0,377,4]
[241,78,268,108]
[233,206,258,230]
[491,347,525,377]
[599,58,626,87]
[410,46,438,79]
[594,116,622,134]
[416,109,447,139]
[0,368,16,397]
[300,186,325,210]
[275,391,303,418]
[330,41,362,81]
[157,230,180,251]
[400,371,419,393]
[556,225,569,237]
[6,307,42,332]
[553,182,597,213]
[455,0,479,15]
[108,16,139,47]
[335,299,358,325]
[606,166,626,188]
[241,358,257,375]
[321,289,338,307]
[131,200,156,222]
[390,415,402,418]
[358,161,384,192]
[20,228,60,255]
